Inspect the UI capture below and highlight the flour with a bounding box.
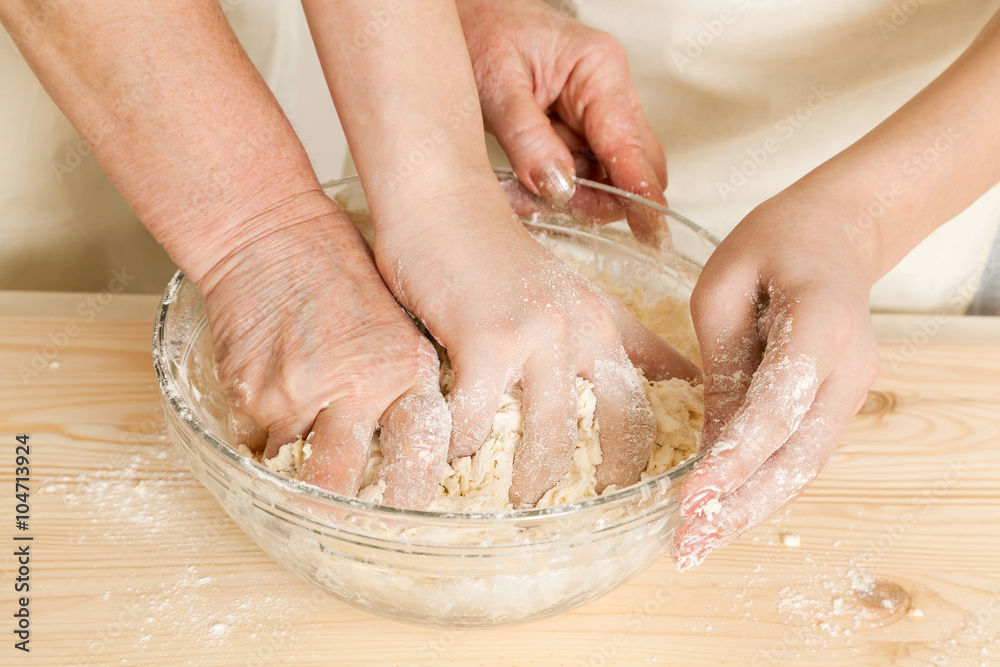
[255,271,704,512]
[782,533,801,548]
[701,498,723,521]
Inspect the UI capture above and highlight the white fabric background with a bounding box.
[2,0,997,313]
[570,0,1000,313]
[0,0,348,293]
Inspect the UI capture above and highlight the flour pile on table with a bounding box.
[252,265,704,512]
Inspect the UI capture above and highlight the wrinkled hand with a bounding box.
[457,0,669,245]
[197,195,450,509]
[375,176,700,508]
[672,189,881,570]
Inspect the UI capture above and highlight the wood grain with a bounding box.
[0,308,998,666]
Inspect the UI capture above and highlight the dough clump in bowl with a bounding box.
[248,261,705,512]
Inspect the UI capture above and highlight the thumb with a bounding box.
[481,72,577,206]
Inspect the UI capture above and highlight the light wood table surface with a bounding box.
[0,291,998,666]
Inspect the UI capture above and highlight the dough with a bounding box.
[257,271,705,512]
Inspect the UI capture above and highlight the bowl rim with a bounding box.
[153,170,719,523]
[321,167,722,249]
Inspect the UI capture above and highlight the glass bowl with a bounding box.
[152,169,719,628]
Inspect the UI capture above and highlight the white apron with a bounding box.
[4,0,998,312]
[0,0,298,293]
[569,0,1000,313]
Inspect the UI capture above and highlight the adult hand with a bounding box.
[197,194,450,510]
[305,0,695,508]
[457,0,669,246]
[671,188,881,570]
[375,172,700,508]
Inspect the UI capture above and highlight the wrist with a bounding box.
[369,161,510,253]
[369,165,527,312]
[188,189,346,294]
[777,165,890,288]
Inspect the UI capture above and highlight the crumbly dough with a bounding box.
[257,273,705,513]
[261,441,311,474]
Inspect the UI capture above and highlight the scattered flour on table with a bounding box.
[782,533,801,548]
[251,264,704,512]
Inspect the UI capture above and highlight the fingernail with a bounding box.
[531,160,576,207]
[681,487,719,519]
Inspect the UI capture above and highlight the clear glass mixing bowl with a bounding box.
[153,169,719,628]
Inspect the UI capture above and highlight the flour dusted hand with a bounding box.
[373,176,700,508]
[457,0,670,246]
[200,200,450,510]
[259,278,705,513]
[672,193,881,570]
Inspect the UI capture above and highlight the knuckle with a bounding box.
[582,297,620,342]
[689,273,737,327]
[539,312,572,343]
[813,300,860,352]
[591,30,627,65]
[627,87,643,113]
[592,121,640,156]
[411,338,442,372]
[688,282,712,323]
[266,412,306,440]
[858,346,882,386]
[826,318,856,353]
[867,353,882,383]
[225,378,289,427]
[506,114,557,158]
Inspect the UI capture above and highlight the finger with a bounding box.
[548,118,638,225]
[496,121,625,226]
[604,294,701,383]
[376,377,451,510]
[671,373,859,571]
[551,118,634,224]
[631,98,667,190]
[221,373,267,452]
[677,269,762,517]
[262,414,317,461]
[510,357,578,509]
[578,89,669,246]
[229,405,267,453]
[481,67,577,206]
[501,171,626,228]
[298,405,377,497]
[559,179,627,225]
[587,352,656,492]
[448,359,511,458]
[550,119,605,181]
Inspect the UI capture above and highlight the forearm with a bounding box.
[795,10,1000,281]
[302,0,498,243]
[0,0,329,286]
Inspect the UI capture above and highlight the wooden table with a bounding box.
[1,292,998,666]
